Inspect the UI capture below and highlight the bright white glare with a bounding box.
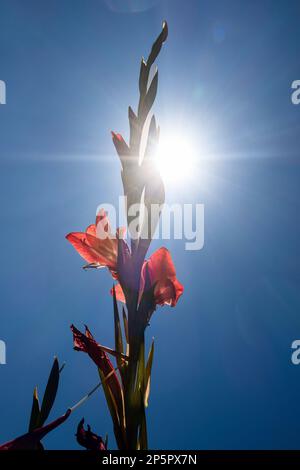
[155,133,197,184]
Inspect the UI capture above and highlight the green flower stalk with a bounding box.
[67,21,184,450]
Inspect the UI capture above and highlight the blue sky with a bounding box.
[1,0,300,449]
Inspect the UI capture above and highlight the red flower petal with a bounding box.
[113,247,184,308]
[86,224,97,237]
[112,283,126,303]
[66,232,101,265]
[66,210,119,270]
[146,247,184,307]
[76,418,107,451]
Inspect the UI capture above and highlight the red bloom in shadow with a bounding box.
[0,410,71,450]
[70,325,123,415]
[76,418,107,451]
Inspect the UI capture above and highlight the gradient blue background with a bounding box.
[1,0,300,449]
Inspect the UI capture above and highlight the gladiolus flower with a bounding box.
[76,418,107,451]
[115,247,184,307]
[0,409,71,450]
[67,212,183,307]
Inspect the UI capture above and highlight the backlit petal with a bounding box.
[147,247,184,307]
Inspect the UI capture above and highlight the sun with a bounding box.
[155,132,197,184]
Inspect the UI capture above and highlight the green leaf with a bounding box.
[139,70,158,120]
[98,368,125,450]
[144,115,159,160]
[138,393,148,450]
[39,357,60,426]
[112,285,124,370]
[98,367,119,425]
[122,307,129,345]
[128,106,139,151]
[28,386,41,432]
[135,334,145,397]
[144,340,154,407]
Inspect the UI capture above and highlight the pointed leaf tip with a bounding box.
[39,357,60,426]
[162,21,168,42]
[28,386,41,432]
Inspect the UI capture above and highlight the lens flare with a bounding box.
[155,133,197,183]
